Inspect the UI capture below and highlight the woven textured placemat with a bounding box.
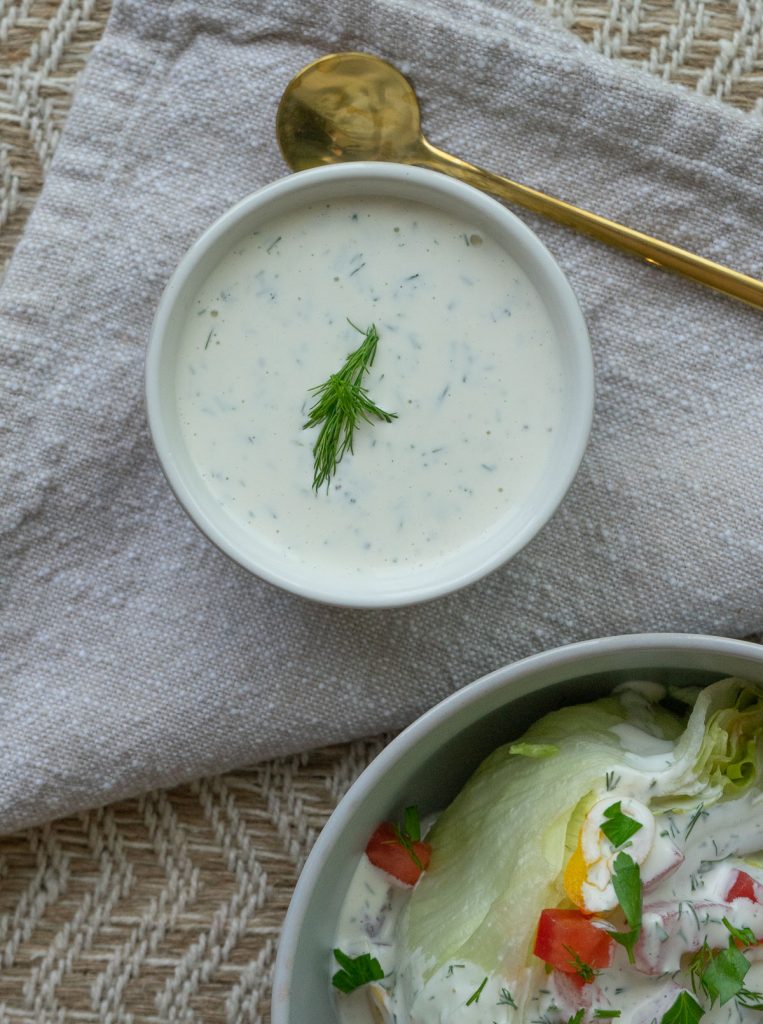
[1,2,761,1021]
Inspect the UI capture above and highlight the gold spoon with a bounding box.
[276,52,763,311]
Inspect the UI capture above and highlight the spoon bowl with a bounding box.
[276,52,425,170]
[276,51,763,309]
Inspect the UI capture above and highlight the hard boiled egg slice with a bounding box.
[564,797,656,912]
[367,982,394,1024]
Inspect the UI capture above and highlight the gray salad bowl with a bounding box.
[271,632,763,1024]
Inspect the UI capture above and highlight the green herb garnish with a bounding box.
[498,987,517,1008]
[594,1011,621,1019]
[736,988,763,1010]
[660,991,704,1024]
[688,939,713,995]
[700,940,750,1005]
[600,802,643,848]
[331,948,384,993]
[684,803,707,840]
[303,321,397,491]
[722,916,757,949]
[564,945,598,983]
[688,921,762,1008]
[610,852,642,963]
[391,805,424,870]
[403,805,421,841]
[567,1011,585,1024]
[466,976,488,1006]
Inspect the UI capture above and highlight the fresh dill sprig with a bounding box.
[498,987,517,1008]
[303,321,397,492]
[563,945,598,983]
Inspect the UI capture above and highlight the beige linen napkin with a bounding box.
[1,0,762,833]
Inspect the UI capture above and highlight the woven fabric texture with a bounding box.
[2,0,763,831]
[0,1,762,1022]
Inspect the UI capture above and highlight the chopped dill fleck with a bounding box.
[685,802,708,840]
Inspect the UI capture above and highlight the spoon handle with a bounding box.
[421,142,763,311]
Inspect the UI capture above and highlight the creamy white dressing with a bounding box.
[175,197,564,576]
[333,746,763,1024]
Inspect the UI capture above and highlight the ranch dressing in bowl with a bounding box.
[147,163,592,605]
[175,197,562,575]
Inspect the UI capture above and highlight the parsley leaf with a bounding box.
[466,977,488,1006]
[611,929,639,964]
[701,941,750,1005]
[612,852,641,926]
[600,802,643,848]
[689,931,763,1011]
[610,852,642,963]
[331,948,384,994]
[660,991,704,1024]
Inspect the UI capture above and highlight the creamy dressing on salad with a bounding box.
[175,197,564,575]
[333,687,763,1024]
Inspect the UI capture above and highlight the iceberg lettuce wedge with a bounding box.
[398,678,763,991]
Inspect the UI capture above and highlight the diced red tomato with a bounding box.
[534,908,613,980]
[559,970,587,991]
[365,822,432,886]
[726,870,760,903]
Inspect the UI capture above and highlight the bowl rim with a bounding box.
[270,631,763,1021]
[145,161,594,608]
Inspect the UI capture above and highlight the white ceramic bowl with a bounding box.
[271,632,763,1023]
[145,163,593,607]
